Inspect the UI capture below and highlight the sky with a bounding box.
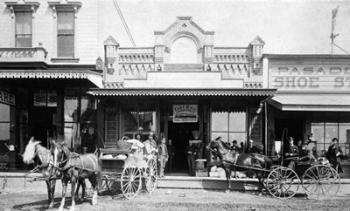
[102,0,350,54]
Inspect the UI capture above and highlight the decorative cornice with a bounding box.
[5,1,40,18]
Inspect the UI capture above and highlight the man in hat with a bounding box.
[245,139,261,154]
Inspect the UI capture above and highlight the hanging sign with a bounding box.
[0,90,15,106]
[173,104,198,123]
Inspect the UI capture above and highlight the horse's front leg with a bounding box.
[49,179,56,208]
[70,177,76,211]
[224,167,232,193]
[58,179,67,211]
[45,180,52,206]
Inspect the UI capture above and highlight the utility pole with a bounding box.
[330,6,339,54]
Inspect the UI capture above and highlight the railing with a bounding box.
[0,47,47,62]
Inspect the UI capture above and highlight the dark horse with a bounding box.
[207,139,272,192]
[52,140,101,211]
[22,137,58,208]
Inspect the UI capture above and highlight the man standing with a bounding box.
[167,139,175,172]
[187,142,197,176]
[326,138,343,173]
[158,137,168,177]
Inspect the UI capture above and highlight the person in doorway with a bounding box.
[187,142,198,176]
[167,139,175,172]
[158,137,169,177]
[326,138,343,173]
[245,139,261,154]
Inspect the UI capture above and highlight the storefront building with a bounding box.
[89,17,275,173]
[264,54,350,176]
[0,0,104,169]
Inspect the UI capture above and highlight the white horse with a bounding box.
[22,137,58,208]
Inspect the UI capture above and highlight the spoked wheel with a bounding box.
[145,158,158,193]
[302,165,340,197]
[266,166,299,199]
[121,167,142,199]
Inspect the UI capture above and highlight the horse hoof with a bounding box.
[69,207,75,211]
[225,189,231,193]
[58,207,64,211]
[92,198,97,205]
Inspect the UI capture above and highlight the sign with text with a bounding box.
[0,90,15,106]
[269,64,350,90]
[173,104,198,123]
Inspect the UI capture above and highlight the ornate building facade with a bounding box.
[89,17,274,172]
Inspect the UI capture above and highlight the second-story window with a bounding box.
[15,12,32,47]
[57,12,74,58]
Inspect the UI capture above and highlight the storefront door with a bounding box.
[168,122,199,173]
[29,107,57,147]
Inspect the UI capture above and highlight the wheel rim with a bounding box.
[302,165,340,197]
[145,159,158,193]
[121,167,142,199]
[266,166,299,199]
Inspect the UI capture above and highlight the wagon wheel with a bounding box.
[145,158,158,193]
[302,165,340,197]
[266,166,299,199]
[120,167,142,199]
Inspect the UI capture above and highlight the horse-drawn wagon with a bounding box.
[99,138,158,199]
[207,138,340,199]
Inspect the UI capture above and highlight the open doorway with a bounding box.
[168,122,199,174]
[29,107,57,147]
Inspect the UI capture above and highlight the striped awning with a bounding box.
[87,88,276,97]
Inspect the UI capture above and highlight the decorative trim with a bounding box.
[0,71,90,79]
[88,88,276,97]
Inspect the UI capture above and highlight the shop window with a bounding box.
[211,112,247,145]
[311,122,350,159]
[123,110,156,138]
[33,90,57,107]
[0,104,10,142]
[15,12,32,47]
[57,11,75,57]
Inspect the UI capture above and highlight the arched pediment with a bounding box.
[154,16,214,48]
[155,16,214,64]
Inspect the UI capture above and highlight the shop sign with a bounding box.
[269,65,350,90]
[173,104,198,123]
[0,90,15,106]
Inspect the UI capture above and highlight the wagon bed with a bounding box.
[99,145,157,199]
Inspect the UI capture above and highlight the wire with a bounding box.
[333,43,350,54]
[112,0,136,47]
